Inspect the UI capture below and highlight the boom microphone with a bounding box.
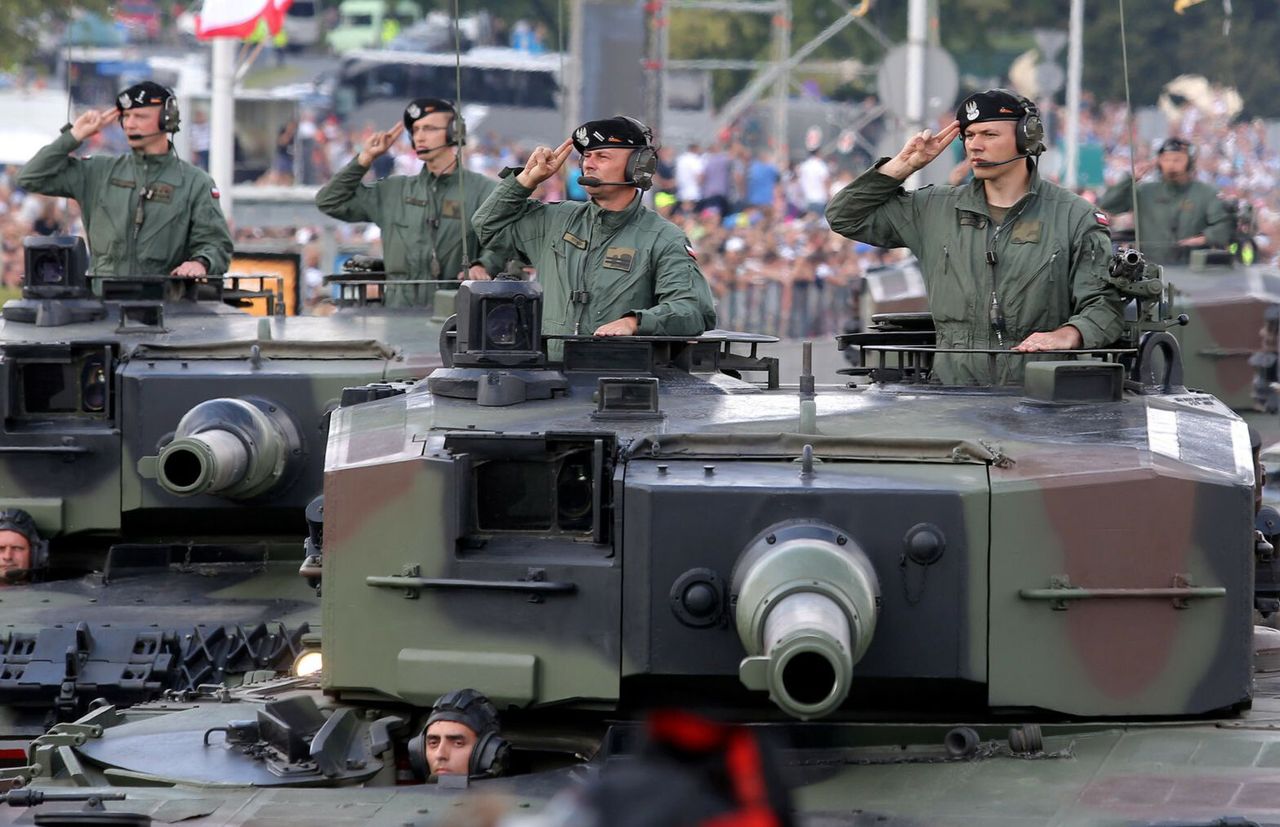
[577,176,635,187]
[972,154,1028,168]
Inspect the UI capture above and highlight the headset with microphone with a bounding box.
[1157,136,1196,172]
[117,83,181,140]
[965,90,1044,169]
[404,98,467,158]
[576,115,658,190]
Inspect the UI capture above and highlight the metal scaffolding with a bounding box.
[644,0,888,154]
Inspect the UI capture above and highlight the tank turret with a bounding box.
[3,274,1278,827]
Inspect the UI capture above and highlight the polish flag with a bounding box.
[195,0,293,39]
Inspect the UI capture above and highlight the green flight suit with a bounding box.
[472,176,716,358]
[17,127,233,277]
[315,157,515,308]
[1097,176,1231,265]
[827,160,1124,385]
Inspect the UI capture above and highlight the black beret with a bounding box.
[116,81,172,111]
[1158,137,1193,155]
[956,89,1028,127]
[403,97,456,131]
[425,688,500,738]
[572,116,651,153]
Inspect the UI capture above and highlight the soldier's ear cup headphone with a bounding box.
[0,509,48,572]
[446,110,467,147]
[160,88,181,134]
[405,726,510,779]
[1014,96,1044,157]
[468,728,511,778]
[618,115,658,190]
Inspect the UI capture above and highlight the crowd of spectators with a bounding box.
[3,86,1279,336]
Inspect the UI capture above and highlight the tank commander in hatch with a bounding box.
[825,89,1125,385]
[409,688,510,780]
[0,509,48,586]
[17,81,233,279]
[472,116,716,359]
[315,98,519,308]
[1097,137,1232,265]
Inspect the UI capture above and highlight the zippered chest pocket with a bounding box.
[1000,247,1066,336]
[929,245,972,324]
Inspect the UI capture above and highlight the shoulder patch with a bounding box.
[685,243,697,260]
[211,187,220,199]
[1094,211,1110,226]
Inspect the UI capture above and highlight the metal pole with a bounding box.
[905,0,927,188]
[566,0,585,135]
[1064,0,1083,190]
[210,38,236,222]
[772,0,790,155]
[658,0,670,141]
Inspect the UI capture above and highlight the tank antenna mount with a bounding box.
[799,341,817,434]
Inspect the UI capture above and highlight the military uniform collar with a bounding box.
[420,159,461,183]
[586,190,642,231]
[131,144,177,166]
[956,162,1042,216]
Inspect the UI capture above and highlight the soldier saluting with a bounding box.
[472,116,715,358]
[1097,137,1231,265]
[18,81,233,279]
[826,89,1124,385]
[316,98,516,308]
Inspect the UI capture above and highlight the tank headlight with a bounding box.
[293,650,323,677]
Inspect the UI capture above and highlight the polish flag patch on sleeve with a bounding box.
[685,243,697,260]
[211,187,221,199]
[1094,211,1110,226]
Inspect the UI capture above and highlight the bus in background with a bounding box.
[332,47,564,145]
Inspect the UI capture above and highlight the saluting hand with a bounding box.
[357,123,404,167]
[70,108,120,143]
[516,139,573,190]
[881,120,962,181]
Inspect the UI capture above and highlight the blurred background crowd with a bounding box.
[1,3,1276,339]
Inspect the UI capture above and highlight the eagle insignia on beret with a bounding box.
[407,104,421,119]
[118,93,131,109]
[574,126,588,144]
[964,100,980,121]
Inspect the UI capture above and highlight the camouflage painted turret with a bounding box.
[7,256,1280,826]
[0,237,447,722]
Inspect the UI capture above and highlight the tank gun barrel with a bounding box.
[158,429,251,496]
[139,397,303,500]
[733,522,879,720]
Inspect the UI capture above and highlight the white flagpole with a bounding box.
[210,38,237,221]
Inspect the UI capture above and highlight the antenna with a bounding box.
[452,0,470,272]
[1118,0,1141,252]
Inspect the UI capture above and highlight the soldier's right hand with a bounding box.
[70,108,119,142]
[357,123,404,166]
[516,140,574,189]
[882,120,961,180]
